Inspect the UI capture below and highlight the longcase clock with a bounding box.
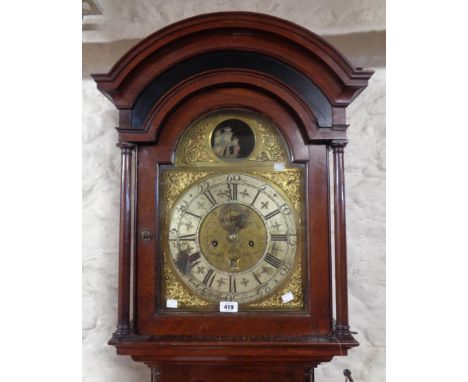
[92,12,373,382]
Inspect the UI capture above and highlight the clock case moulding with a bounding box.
[92,11,373,381]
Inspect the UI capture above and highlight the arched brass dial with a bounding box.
[168,173,297,304]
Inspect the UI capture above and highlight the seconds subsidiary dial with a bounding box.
[168,173,298,304]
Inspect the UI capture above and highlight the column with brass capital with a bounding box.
[331,140,351,337]
[114,142,135,338]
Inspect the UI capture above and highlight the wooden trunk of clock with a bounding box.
[92,12,373,381]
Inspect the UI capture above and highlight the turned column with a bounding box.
[114,142,135,337]
[331,140,351,337]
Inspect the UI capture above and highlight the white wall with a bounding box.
[83,1,385,381]
[82,0,385,43]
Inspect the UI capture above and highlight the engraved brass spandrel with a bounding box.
[250,169,304,215]
[249,262,303,309]
[249,119,286,162]
[163,253,209,307]
[163,170,212,220]
[181,123,216,164]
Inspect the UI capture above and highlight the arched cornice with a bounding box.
[92,12,373,115]
[115,69,347,146]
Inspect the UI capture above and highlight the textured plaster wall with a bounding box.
[83,1,385,381]
[83,0,385,43]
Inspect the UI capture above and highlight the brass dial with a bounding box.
[168,173,298,304]
[199,204,268,273]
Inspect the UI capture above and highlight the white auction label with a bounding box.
[219,301,238,313]
[274,162,285,171]
[281,292,294,303]
[166,299,178,308]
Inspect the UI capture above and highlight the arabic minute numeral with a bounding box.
[177,200,189,212]
[279,262,292,276]
[199,182,209,192]
[289,235,297,245]
[280,204,291,215]
[258,285,271,296]
[226,174,241,183]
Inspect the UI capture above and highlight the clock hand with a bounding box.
[229,207,234,232]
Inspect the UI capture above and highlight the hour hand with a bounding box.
[219,204,249,234]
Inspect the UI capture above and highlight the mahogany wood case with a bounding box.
[92,12,373,382]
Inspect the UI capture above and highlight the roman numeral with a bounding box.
[264,253,282,268]
[271,234,288,241]
[229,275,237,292]
[202,268,216,286]
[188,252,201,268]
[203,190,217,206]
[179,234,196,241]
[252,272,262,285]
[228,183,238,201]
[250,190,261,206]
[185,211,202,219]
[265,209,281,220]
